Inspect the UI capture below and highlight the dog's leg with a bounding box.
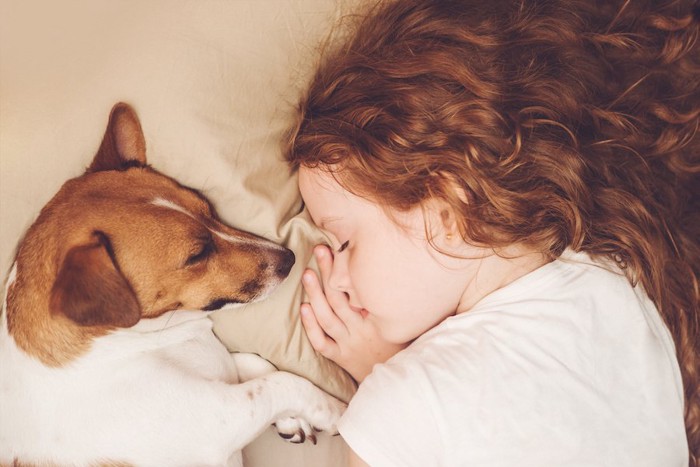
[231,352,333,444]
[231,352,277,382]
[213,371,345,453]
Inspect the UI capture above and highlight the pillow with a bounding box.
[0,0,359,403]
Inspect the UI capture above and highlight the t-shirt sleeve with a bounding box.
[337,357,443,467]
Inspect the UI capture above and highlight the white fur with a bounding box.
[0,267,344,466]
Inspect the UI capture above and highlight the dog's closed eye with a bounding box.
[186,236,215,266]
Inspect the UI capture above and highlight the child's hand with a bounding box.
[300,245,407,383]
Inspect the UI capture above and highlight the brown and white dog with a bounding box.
[0,103,345,466]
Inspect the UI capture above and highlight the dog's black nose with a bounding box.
[275,248,295,277]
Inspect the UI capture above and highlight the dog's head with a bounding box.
[5,103,294,364]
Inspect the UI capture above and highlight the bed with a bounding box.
[0,1,361,465]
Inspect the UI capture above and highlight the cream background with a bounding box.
[0,1,361,464]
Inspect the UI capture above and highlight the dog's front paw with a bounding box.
[258,372,346,444]
[274,416,318,444]
[274,391,346,444]
[300,390,345,438]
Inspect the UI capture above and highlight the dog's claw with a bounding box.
[274,416,319,444]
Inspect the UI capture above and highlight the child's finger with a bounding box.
[313,245,351,312]
[302,269,348,338]
[300,303,339,361]
[314,245,363,327]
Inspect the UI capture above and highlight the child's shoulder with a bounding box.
[464,249,643,316]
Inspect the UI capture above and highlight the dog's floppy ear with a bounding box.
[50,233,141,328]
[88,102,147,173]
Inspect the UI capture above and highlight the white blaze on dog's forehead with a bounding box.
[151,197,197,218]
[150,197,285,251]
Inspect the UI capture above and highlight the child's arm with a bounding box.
[300,245,406,382]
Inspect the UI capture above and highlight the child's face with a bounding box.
[298,167,472,344]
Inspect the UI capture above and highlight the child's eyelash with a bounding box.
[337,241,350,253]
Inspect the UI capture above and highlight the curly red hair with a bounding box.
[285,0,700,461]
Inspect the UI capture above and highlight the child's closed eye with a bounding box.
[337,241,350,253]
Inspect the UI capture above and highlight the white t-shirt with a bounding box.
[338,250,688,467]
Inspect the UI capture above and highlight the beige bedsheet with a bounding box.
[0,1,362,465]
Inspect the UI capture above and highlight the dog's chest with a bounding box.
[0,311,240,463]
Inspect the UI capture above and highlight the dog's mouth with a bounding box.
[202,298,244,312]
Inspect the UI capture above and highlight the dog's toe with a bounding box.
[274,416,316,445]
